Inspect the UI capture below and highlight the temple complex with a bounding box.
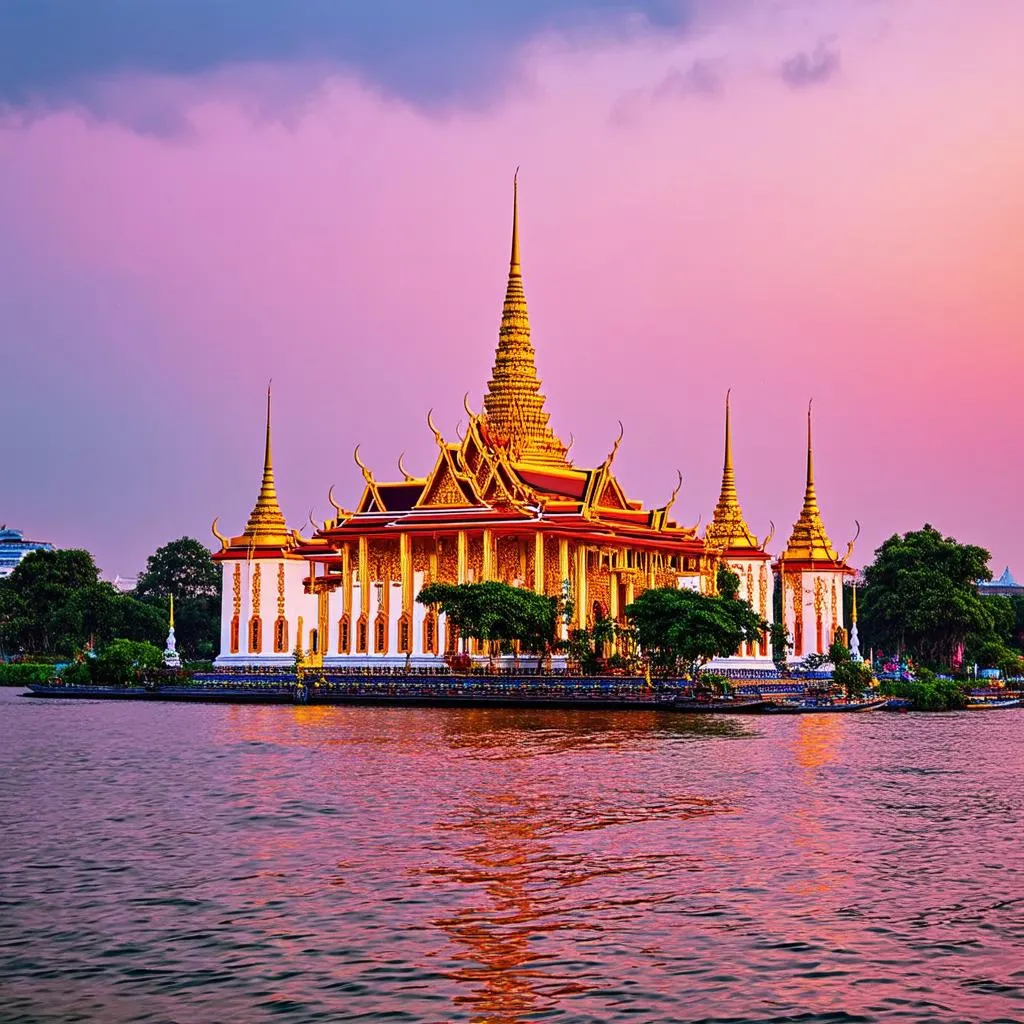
[211,179,854,674]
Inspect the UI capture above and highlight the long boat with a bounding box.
[964,698,1021,710]
[763,697,888,715]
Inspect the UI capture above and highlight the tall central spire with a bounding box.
[482,172,569,469]
[782,401,839,562]
[243,384,290,546]
[706,390,758,550]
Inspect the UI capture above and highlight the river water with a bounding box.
[0,689,1022,1024]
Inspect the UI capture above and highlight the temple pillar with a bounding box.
[533,532,544,594]
[358,537,369,620]
[457,531,468,584]
[481,529,494,582]
[400,533,413,617]
[576,544,588,630]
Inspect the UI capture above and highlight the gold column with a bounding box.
[400,532,413,616]
[609,571,619,620]
[457,531,468,584]
[359,536,369,618]
[481,529,493,582]
[342,543,352,618]
[558,537,569,586]
[533,532,545,594]
[576,544,588,629]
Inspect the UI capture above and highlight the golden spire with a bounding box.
[242,384,291,546]
[705,390,758,550]
[781,401,840,562]
[851,582,858,624]
[169,594,175,630]
[482,172,569,469]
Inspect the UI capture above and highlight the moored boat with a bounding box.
[964,698,1021,710]
[765,697,887,715]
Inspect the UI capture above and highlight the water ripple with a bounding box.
[1,692,1022,1023]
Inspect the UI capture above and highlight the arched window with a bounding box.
[248,616,262,653]
[356,615,368,653]
[374,613,388,654]
[423,614,437,655]
[398,614,411,654]
[230,615,240,654]
[338,615,350,654]
[310,628,319,655]
[273,617,288,653]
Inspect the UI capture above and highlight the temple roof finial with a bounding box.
[510,166,521,275]
[780,400,842,564]
[241,383,290,546]
[482,172,570,469]
[169,593,175,630]
[705,389,758,551]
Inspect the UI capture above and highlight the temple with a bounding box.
[211,178,855,674]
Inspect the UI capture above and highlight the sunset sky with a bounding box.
[1,0,1022,580]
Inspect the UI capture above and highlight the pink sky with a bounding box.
[1,0,1022,580]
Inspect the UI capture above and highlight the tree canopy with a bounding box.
[625,586,767,679]
[134,537,220,659]
[859,525,998,671]
[416,581,558,654]
[0,549,164,657]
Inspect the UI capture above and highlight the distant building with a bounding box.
[978,567,1024,598]
[0,526,55,578]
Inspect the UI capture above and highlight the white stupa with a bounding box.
[849,583,862,663]
[163,594,182,669]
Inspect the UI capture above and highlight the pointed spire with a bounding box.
[705,390,758,551]
[510,167,521,275]
[482,172,569,469]
[169,593,175,630]
[851,582,858,624]
[781,400,840,563]
[801,399,819,518]
[242,383,291,546]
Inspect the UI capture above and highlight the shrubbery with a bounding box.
[0,662,55,686]
[880,669,967,711]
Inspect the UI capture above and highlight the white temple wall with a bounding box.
[782,568,846,663]
[214,558,316,667]
[707,556,776,672]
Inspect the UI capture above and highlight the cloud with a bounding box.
[610,57,722,125]
[0,0,703,123]
[779,42,841,89]
[652,59,724,102]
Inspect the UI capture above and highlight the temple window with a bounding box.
[273,617,288,653]
[310,628,319,654]
[338,615,350,654]
[375,614,387,653]
[248,616,262,653]
[230,615,240,654]
[423,614,436,655]
[356,616,368,653]
[398,615,411,654]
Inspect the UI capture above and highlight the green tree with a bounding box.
[91,639,164,685]
[134,538,221,659]
[716,564,740,600]
[770,621,792,667]
[417,581,559,661]
[625,587,767,679]
[860,525,994,671]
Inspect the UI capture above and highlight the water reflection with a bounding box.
[4,692,1024,1024]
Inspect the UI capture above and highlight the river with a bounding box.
[0,688,1022,1023]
